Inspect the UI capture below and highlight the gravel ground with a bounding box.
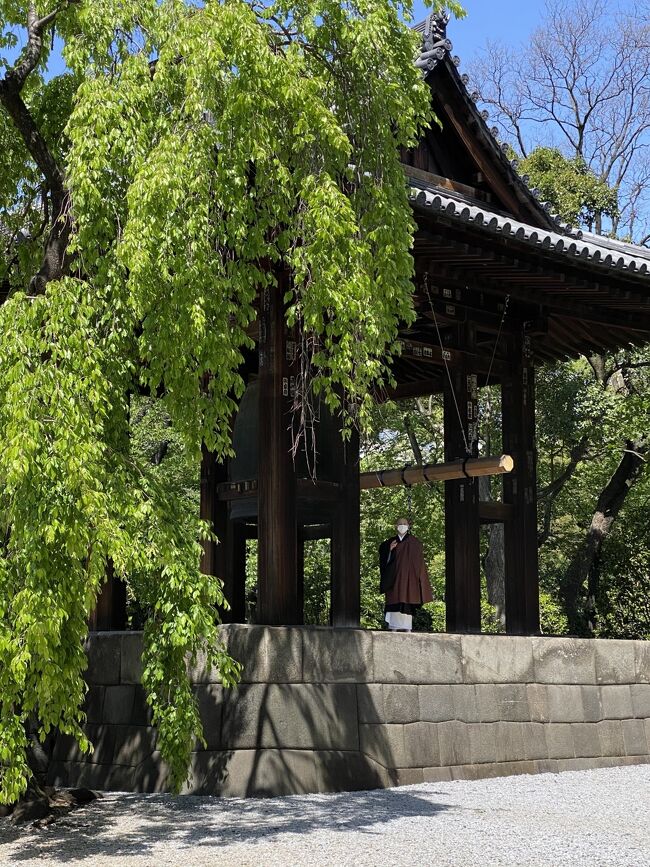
[1,765,649,866]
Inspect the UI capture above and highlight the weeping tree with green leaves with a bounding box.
[0,0,463,803]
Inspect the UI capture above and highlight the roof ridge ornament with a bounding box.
[415,11,453,73]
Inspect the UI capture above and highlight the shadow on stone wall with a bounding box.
[48,627,650,797]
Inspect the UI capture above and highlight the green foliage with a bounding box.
[1,0,463,802]
[518,147,618,228]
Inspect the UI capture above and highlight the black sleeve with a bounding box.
[379,539,397,593]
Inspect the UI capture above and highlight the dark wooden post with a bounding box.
[257,275,299,625]
[89,561,127,631]
[502,332,540,634]
[225,521,247,622]
[200,444,246,623]
[330,428,361,627]
[443,331,481,632]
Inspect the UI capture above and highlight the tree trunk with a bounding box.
[560,439,647,634]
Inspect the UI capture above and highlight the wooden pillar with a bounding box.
[443,332,481,632]
[200,445,246,622]
[257,275,298,625]
[226,521,247,623]
[89,561,126,631]
[297,531,305,626]
[330,429,361,627]
[502,332,540,634]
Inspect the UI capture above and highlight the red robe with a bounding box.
[379,533,433,608]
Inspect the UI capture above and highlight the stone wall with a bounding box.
[49,627,650,797]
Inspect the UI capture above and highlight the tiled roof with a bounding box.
[409,183,650,277]
[412,13,567,233]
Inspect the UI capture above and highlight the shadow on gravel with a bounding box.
[0,788,453,862]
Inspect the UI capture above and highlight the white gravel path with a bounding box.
[1,765,649,866]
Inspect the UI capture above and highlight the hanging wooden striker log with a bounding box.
[359,454,514,490]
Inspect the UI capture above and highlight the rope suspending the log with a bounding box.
[423,273,471,456]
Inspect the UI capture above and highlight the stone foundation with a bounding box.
[49,627,650,796]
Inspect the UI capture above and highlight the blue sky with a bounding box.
[7,1,548,80]
[412,0,546,60]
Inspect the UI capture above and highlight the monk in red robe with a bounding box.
[378,517,433,632]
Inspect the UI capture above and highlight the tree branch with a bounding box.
[0,2,73,294]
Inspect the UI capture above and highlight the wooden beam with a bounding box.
[478,501,514,524]
[436,93,528,220]
[397,337,509,378]
[402,163,489,202]
[360,455,513,490]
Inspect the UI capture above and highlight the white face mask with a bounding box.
[396,524,409,536]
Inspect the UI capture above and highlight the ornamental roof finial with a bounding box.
[415,11,453,73]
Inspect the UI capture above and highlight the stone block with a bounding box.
[646,719,650,750]
[359,723,405,768]
[521,723,548,761]
[372,632,462,684]
[221,683,358,751]
[526,684,549,722]
[461,635,534,684]
[597,720,625,757]
[302,628,372,683]
[532,637,596,684]
[451,684,479,722]
[467,722,498,764]
[494,722,525,763]
[313,751,391,793]
[382,684,420,723]
[130,686,153,726]
[134,750,169,793]
[112,725,157,766]
[580,686,603,722]
[53,733,85,764]
[438,721,471,766]
[104,764,139,792]
[194,684,224,750]
[394,768,425,786]
[120,633,144,684]
[450,764,480,780]
[634,641,650,683]
[571,723,601,758]
[495,684,530,721]
[545,723,575,759]
[600,685,634,719]
[84,686,105,724]
[85,633,122,685]
[356,684,385,724]
[85,724,117,765]
[556,758,598,773]
[59,762,113,791]
[546,685,584,722]
[192,625,303,684]
[630,683,650,719]
[189,749,316,797]
[423,766,453,782]
[595,640,636,684]
[403,722,440,768]
[419,685,454,722]
[103,685,135,725]
[622,719,648,756]
[474,684,500,722]
[535,759,560,775]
